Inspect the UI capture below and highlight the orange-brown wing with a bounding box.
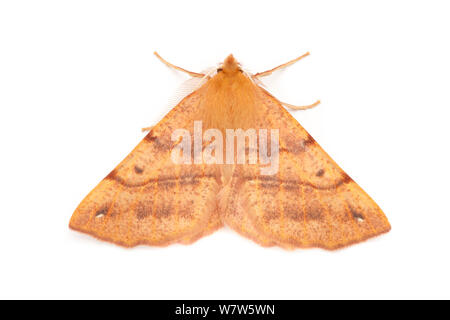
[221,89,391,250]
[69,92,222,247]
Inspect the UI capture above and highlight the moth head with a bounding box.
[217,54,242,74]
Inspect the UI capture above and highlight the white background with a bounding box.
[1,0,449,299]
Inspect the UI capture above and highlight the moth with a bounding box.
[69,52,391,250]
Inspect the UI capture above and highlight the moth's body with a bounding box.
[69,54,391,250]
[197,55,260,131]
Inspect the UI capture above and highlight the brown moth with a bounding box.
[69,52,391,250]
